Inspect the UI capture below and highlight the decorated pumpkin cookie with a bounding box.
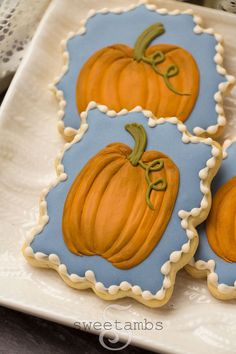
[76,23,199,123]
[23,105,222,307]
[186,141,236,300]
[53,1,234,141]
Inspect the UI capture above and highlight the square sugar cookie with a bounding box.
[23,106,222,307]
[51,1,235,141]
[186,140,236,300]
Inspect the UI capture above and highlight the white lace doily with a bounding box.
[0,0,50,93]
[219,0,236,12]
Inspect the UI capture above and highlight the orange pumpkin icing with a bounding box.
[62,123,179,269]
[76,23,199,122]
[206,176,236,262]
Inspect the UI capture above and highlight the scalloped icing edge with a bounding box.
[22,102,222,307]
[185,138,236,300]
[48,0,235,142]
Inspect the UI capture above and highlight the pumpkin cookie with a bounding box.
[186,140,236,300]
[52,1,234,141]
[23,105,222,307]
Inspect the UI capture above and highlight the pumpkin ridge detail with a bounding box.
[102,165,147,258]
[216,182,236,261]
[206,176,236,262]
[95,160,142,255]
[109,44,132,57]
[93,159,132,253]
[108,158,173,267]
[85,49,125,108]
[77,48,107,109]
[106,164,167,264]
[103,157,167,260]
[141,61,148,108]
[62,123,180,269]
[104,58,130,111]
[117,60,128,109]
[145,59,160,115]
[63,152,126,254]
[81,157,128,254]
[99,55,129,110]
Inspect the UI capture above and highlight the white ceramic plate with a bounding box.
[0,0,236,353]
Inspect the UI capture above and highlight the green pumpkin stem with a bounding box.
[125,123,167,210]
[133,23,190,96]
[125,123,147,166]
[133,23,165,62]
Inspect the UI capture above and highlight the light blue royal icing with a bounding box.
[57,4,225,134]
[196,142,236,286]
[31,108,213,294]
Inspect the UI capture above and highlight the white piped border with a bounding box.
[49,0,235,141]
[186,139,236,300]
[23,103,222,307]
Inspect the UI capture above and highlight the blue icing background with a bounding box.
[196,142,236,286]
[31,109,213,294]
[57,5,225,134]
